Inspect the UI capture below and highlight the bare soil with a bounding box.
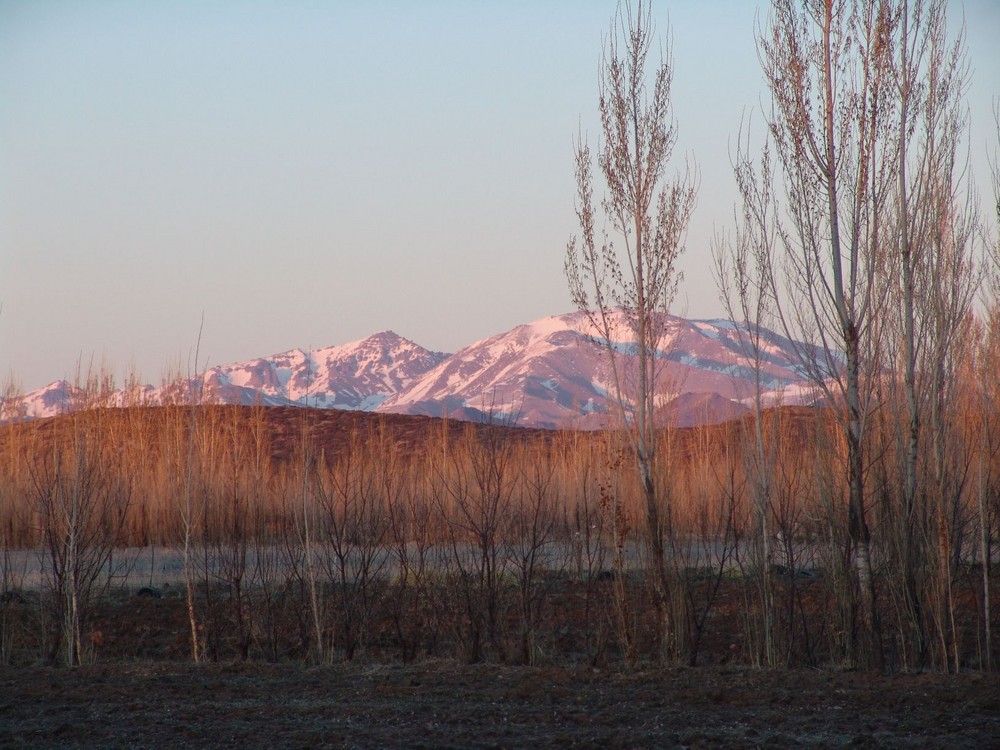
[2,571,999,748]
[2,659,998,749]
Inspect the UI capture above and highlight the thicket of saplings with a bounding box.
[0,379,996,673]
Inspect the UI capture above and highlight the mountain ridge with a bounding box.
[3,311,819,428]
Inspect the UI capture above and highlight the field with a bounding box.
[2,658,998,748]
[2,577,999,749]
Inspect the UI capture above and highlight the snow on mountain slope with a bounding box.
[0,380,82,420]
[4,313,821,429]
[158,331,448,410]
[378,311,612,424]
[156,331,449,410]
[0,379,158,420]
[4,332,447,421]
[379,310,816,429]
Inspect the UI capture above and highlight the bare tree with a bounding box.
[732,0,981,670]
[29,399,132,666]
[385,452,437,662]
[439,420,515,663]
[713,133,783,665]
[508,449,558,665]
[565,0,696,661]
[739,0,906,668]
[885,0,980,670]
[974,101,1000,672]
[173,318,207,663]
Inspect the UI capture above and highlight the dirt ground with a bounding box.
[2,559,998,748]
[1,660,998,749]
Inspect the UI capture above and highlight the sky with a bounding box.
[1,1,998,393]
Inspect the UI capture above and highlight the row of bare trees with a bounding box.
[567,0,999,672]
[0,396,739,666]
[720,0,997,671]
[0,386,996,669]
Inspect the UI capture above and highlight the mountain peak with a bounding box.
[5,312,814,428]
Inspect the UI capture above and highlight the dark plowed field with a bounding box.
[2,660,998,749]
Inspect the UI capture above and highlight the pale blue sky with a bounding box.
[2,1,998,392]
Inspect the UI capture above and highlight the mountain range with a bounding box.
[3,310,820,429]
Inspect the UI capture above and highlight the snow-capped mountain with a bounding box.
[0,379,157,421]
[157,330,449,411]
[3,331,447,421]
[379,310,816,428]
[1,380,83,421]
[4,312,821,429]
